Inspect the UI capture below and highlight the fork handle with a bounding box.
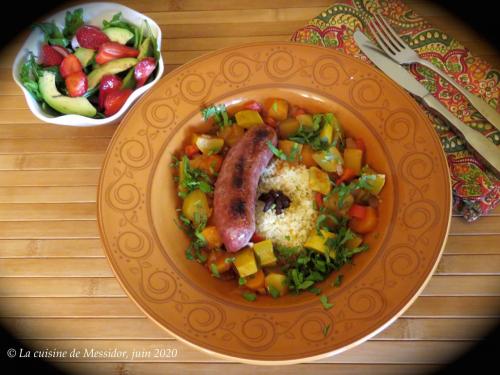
[422,92,500,178]
[416,57,500,130]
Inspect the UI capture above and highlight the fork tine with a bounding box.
[368,20,396,56]
[375,13,406,49]
[372,15,401,52]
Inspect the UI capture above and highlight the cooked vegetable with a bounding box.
[308,166,331,195]
[265,273,288,297]
[296,113,314,128]
[300,144,316,167]
[278,118,300,139]
[208,250,233,274]
[201,226,222,249]
[265,98,288,121]
[343,148,363,175]
[234,247,258,277]
[189,154,223,176]
[253,239,277,267]
[217,124,244,146]
[312,146,343,173]
[235,109,264,128]
[245,269,266,292]
[278,140,302,163]
[346,234,363,250]
[349,206,377,233]
[304,229,336,256]
[319,122,333,144]
[324,191,354,216]
[364,174,386,195]
[182,189,211,225]
[193,134,224,155]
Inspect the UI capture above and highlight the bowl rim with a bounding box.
[97,41,452,365]
[11,1,164,126]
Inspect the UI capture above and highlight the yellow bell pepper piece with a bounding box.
[235,110,264,128]
[265,273,288,297]
[193,134,224,155]
[234,247,258,277]
[319,122,333,144]
[253,239,277,267]
[296,114,313,129]
[304,229,336,256]
[364,174,386,195]
[343,148,363,175]
[308,166,331,195]
[312,146,343,173]
[182,189,211,225]
[201,226,223,249]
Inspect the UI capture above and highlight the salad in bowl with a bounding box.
[12,2,163,126]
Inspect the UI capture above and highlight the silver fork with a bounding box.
[368,13,500,131]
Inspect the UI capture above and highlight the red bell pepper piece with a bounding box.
[355,137,366,154]
[65,71,88,97]
[98,74,122,109]
[336,167,356,184]
[95,42,139,65]
[348,204,367,220]
[104,89,133,117]
[184,144,199,159]
[59,54,83,79]
[134,57,157,88]
[242,100,263,112]
[315,192,324,209]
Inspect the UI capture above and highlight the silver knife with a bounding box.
[354,30,500,177]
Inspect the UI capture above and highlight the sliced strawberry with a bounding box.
[98,74,122,109]
[65,71,88,97]
[104,89,133,117]
[95,42,139,65]
[76,25,110,50]
[39,44,64,66]
[52,45,69,57]
[59,54,83,79]
[134,57,157,88]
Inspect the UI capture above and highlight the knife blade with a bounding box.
[354,30,500,177]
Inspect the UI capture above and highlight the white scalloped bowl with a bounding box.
[12,2,164,126]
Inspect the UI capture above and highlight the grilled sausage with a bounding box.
[213,125,277,252]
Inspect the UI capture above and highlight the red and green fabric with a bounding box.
[291,0,500,222]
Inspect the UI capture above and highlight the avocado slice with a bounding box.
[137,37,153,59]
[121,68,136,90]
[39,71,96,117]
[74,47,95,68]
[103,27,134,45]
[87,58,138,89]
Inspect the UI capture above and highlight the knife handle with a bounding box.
[422,93,500,178]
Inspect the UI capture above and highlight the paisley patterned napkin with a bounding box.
[291,0,500,221]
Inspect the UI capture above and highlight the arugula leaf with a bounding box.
[201,104,232,128]
[20,53,43,102]
[63,8,84,39]
[320,295,334,310]
[268,285,280,299]
[266,141,287,160]
[242,292,257,302]
[33,22,68,47]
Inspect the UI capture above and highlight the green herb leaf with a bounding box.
[238,277,247,286]
[33,22,69,47]
[320,295,334,310]
[179,156,213,195]
[210,263,220,278]
[322,324,331,337]
[266,141,287,160]
[308,286,321,295]
[332,274,343,287]
[201,104,232,128]
[224,257,236,264]
[242,292,257,302]
[268,285,280,299]
[20,53,43,102]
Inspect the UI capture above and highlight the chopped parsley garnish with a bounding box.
[238,277,247,286]
[289,113,337,151]
[266,141,287,160]
[320,295,334,310]
[242,292,257,301]
[178,156,213,197]
[332,274,343,287]
[323,324,331,337]
[224,257,236,264]
[201,104,232,128]
[268,285,281,299]
[210,263,220,278]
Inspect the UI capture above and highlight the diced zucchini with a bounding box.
[234,247,258,277]
[308,166,331,195]
[319,122,333,144]
[193,134,224,155]
[265,273,288,297]
[364,174,386,195]
[235,110,264,128]
[253,240,277,267]
[343,148,363,175]
[312,146,343,173]
[304,229,336,256]
[182,189,211,225]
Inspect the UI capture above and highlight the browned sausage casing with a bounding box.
[213,125,277,253]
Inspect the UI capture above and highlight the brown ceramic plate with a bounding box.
[97,42,451,364]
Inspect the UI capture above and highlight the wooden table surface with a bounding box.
[1,1,499,374]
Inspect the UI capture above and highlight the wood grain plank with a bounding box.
[0,121,117,138]
[3,317,496,341]
[0,95,28,109]
[0,221,99,238]
[436,255,500,275]
[0,239,103,257]
[11,339,476,364]
[1,297,498,318]
[0,203,96,221]
[449,216,500,235]
[0,154,105,170]
[165,35,290,51]
[0,259,112,277]
[0,170,99,186]
[0,187,97,203]
[444,235,500,254]
[55,363,441,375]
[0,138,110,153]
[2,275,500,297]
